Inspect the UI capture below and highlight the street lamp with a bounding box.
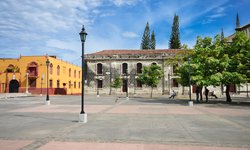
[79,25,88,123]
[46,59,50,105]
[188,54,193,106]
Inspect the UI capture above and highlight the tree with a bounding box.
[169,14,181,49]
[236,13,240,28]
[150,30,156,49]
[111,76,122,89]
[221,32,250,101]
[140,22,151,49]
[178,33,250,102]
[137,64,163,98]
[178,35,227,101]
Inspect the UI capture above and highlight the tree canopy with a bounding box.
[137,64,163,98]
[177,32,250,102]
[169,14,181,49]
[140,22,156,50]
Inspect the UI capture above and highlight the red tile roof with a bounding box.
[87,49,182,56]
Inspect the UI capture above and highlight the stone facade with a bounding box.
[85,49,189,96]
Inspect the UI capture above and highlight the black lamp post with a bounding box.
[79,25,88,122]
[46,59,50,105]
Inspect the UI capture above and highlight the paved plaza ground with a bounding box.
[0,94,250,150]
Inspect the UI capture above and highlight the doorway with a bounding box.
[122,79,128,92]
[9,79,19,93]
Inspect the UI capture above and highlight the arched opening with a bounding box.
[9,79,19,93]
[137,63,142,74]
[122,63,128,74]
[28,62,38,76]
[57,65,60,76]
[97,63,103,75]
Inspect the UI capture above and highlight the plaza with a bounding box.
[0,95,250,150]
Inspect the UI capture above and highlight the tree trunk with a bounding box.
[200,86,203,101]
[226,85,232,102]
[150,86,153,98]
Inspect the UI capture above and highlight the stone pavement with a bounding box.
[0,95,250,150]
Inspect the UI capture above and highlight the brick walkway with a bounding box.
[0,96,250,150]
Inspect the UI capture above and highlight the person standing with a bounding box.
[205,87,209,102]
[196,87,200,103]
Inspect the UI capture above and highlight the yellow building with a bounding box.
[0,55,82,95]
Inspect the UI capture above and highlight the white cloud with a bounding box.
[110,0,142,6]
[122,31,139,38]
[46,39,80,52]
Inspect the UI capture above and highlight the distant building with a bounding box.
[226,13,250,42]
[0,55,82,95]
[85,49,188,96]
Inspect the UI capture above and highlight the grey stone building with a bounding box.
[85,49,188,96]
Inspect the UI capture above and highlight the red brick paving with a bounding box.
[0,140,33,150]
[37,141,249,150]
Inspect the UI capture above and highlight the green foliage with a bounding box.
[111,76,122,89]
[169,14,181,49]
[141,22,151,49]
[150,31,156,49]
[137,64,163,98]
[178,31,250,102]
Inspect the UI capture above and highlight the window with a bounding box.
[122,63,128,74]
[57,65,60,76]
[78,71,81,78]
[6,64,14,73]
[69,68,71,77]
[69,81,71,89]
[97,63,103,75]
[137,80,142,88]
[152,62,157,65]
[74,70,76,78]
[74,82,76,88]
[137,63,142,74]
[49,80,53,88]
[78,82,80,89]
[97,80,103,88]
[50,64,53,75]
[57,80,60,88]
[172,79,178,87]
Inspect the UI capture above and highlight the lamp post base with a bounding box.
[97,94,100,98]
[79,113,87,123]
[188,101,193,106]
[46,101,50,105]
[126,97,129,100]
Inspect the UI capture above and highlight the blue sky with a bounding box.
[0,0,249,65]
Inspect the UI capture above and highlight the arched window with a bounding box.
[50,63,53,75]
[97,63,103,75]
[137,63,142,74]
[57,65,60,76]
[28,62,38,76]
[74,70,76,78]
[69,68,71,77]
[78,71,81,78]
[122,63,128,74]
[6,64,14,73]
[152,62,157,65]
